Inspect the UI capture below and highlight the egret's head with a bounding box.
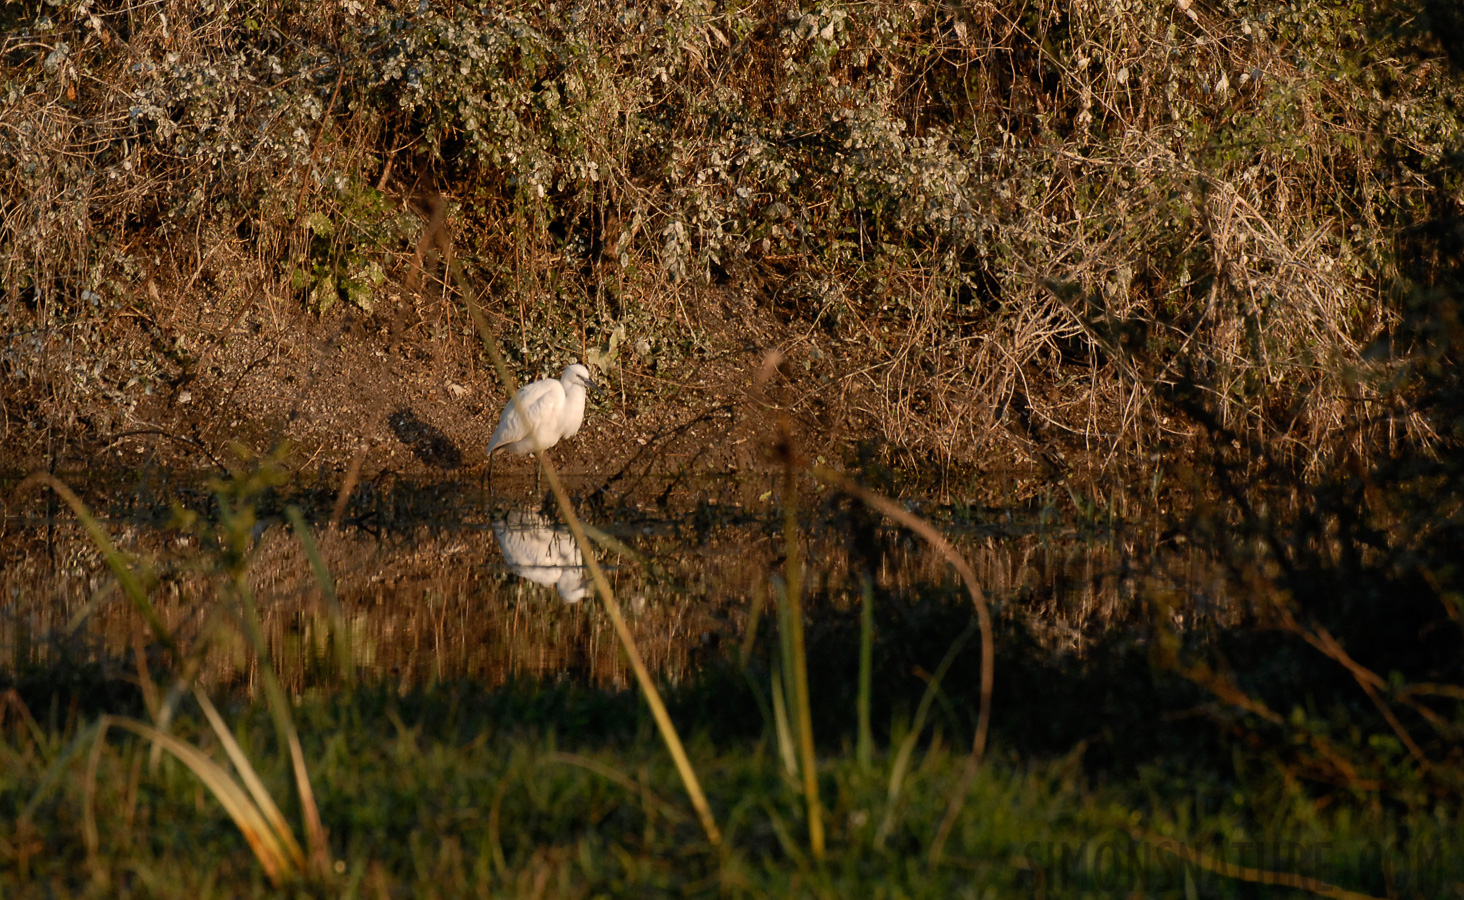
[562,363,602,394]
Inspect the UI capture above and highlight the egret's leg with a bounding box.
[487,450,498,507]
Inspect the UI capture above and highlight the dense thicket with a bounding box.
[4,0,1462,484]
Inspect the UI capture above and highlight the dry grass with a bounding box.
[3,0,1459,502]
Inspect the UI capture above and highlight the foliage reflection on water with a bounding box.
[3,472,1229,694]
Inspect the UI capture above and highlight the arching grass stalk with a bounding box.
[14,475,329,883]
[451,257,721,847]
[85,709,308,886]
[806,466,994,866]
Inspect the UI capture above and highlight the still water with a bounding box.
[2,469,1229,692]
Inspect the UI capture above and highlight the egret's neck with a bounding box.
[561,381,588,437]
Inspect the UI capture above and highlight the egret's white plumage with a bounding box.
[486,363,598,461]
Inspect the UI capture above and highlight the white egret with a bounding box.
[486,363,601,479]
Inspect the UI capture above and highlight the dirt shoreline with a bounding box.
[4,273,1074,509]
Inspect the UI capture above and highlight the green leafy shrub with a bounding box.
[2,0,1462,490]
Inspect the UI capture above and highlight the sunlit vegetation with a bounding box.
[4,0,1461,485]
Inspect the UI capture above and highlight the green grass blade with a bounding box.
[781,468,824,860]
[18,473,173,652]
[285,504,354,688]
[82,716,108,868]
[769,663,799,780]
[228,576,330,875]
[20,717,101,824]
[772,576,799,750]
[874,617,978,850]
[858,575,875,771]
[542,751,689,823]
[738,579,767,671]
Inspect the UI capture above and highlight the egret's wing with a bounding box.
[487,409,526,454]
[488,379,565,452]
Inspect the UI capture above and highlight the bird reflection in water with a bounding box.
[492,509,591,602]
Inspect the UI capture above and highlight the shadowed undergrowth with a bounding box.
[3,652,1461,898]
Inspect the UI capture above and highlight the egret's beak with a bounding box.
[584,376,605,396]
